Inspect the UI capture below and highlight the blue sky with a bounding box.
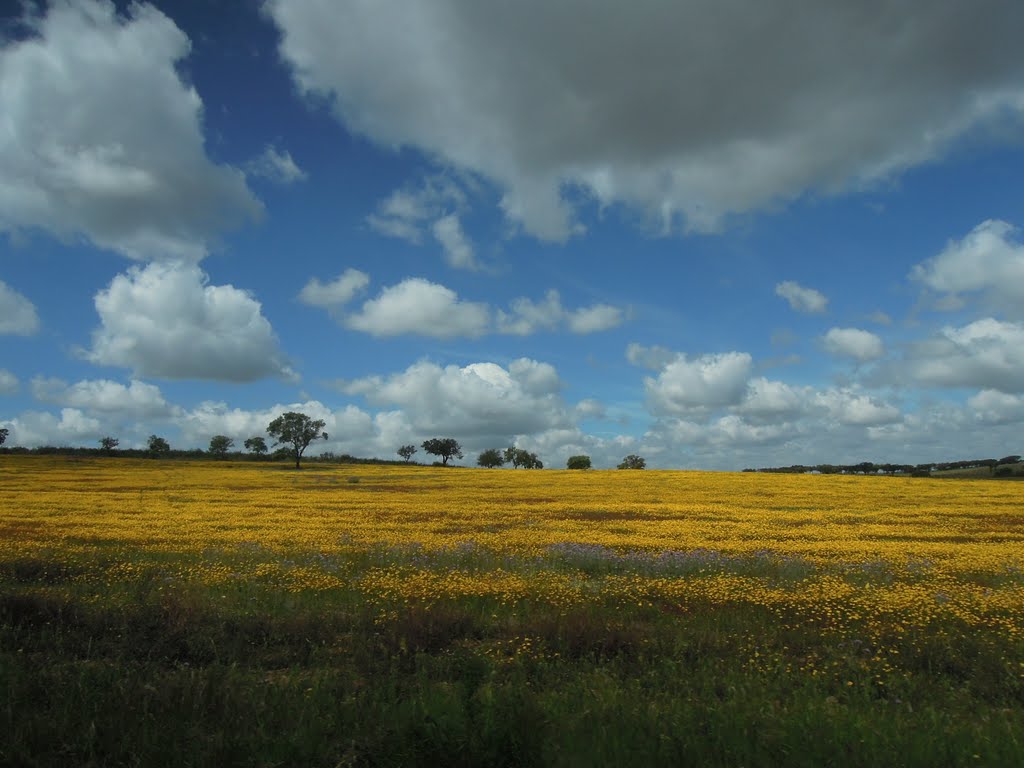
[2,0,1023,469]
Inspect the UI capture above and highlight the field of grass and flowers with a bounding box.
[2,455,1023,766]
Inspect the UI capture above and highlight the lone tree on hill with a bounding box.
[147,435,170,457]
[208,435,233,457]
[422,438,462,465]
[567,455,591,470]
[397,444,418,462]
[244,436,267,456]
[477,448,505,468]
[617,454,646,470]
[267,412,327,469]
[0,427,7,446]
[99,436,119,454]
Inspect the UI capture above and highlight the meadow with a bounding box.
[1,455,1022,766]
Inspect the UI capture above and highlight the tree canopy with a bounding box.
[566,455,591,470]
[147,435,170,456]
[477,448,505,468]
[244,436,268,456]
[208,435,234,457]
[0,427,7,446]
[617,454,646,470]
[99,436,119,453]
[267,412,328,469]
[397,444,418,462]
[422,438,462,465]
[505,446,543,469]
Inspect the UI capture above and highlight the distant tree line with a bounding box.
[744,456,1022,476]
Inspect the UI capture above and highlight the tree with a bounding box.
[520,451,543,469]
[0,427,7,446]
[397,444,418,462]
[208,435,233,457]
[505,446,542,469]
[147,434,170,457]
[244,436,268,456]
[477,448,505,468]
[504,446,523,468]
[617,454,646,470]
[267,412,328,469]
[99,436,119,454]
[422,438,462,465]
[567,455,591,470]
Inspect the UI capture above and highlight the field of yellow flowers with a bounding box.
[2,455,1023,767]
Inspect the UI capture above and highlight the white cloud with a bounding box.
[822,327,885,362]
[342,358,572,439]
[814,388,901,426]
[626,343,678,371]
[496,291,564,335]
[736,377,807,422]
[568,304,624,334]
[882,318,1024,393]
[775,281,828,314]
[179,399,374,449]
[345,278,490,338]
[247,145,308,184]
[0,280,40,335]
[432,213,477,269]
[968,389,1024,425]
[644,351,754,413]
[269,1,1024,239]
[574,398,606,420]
[366,175,467,245]
[0,0,260,261]
[497,290,624,335]
[911,219,1024,315]
[298,268,369,310]
[31,376,176,418]
[86,262,294,382]
[0,369,19,395]
[4,408,102,448]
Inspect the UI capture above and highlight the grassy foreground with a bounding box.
[2,456,1023,766]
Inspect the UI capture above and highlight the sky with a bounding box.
[1,0,1024,470]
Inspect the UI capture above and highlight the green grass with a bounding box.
[2,544,1022,767]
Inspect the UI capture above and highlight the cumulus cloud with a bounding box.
[4,408,102,448]
[911,219,1024,315]
[813,388,901,426]
[246,145,308,184]
[968,389,1024,425]
[342,358,571,439]
[0,280,40,335]
[644,351,754,414]
[0,0,260,261]
[268,0,1024,239]
[86,262,294,382]
[345,278,490,338]
[369,177,478,269]
[626,343,678,371]
[432,213,477,269]
[879,318,1024,393]
[822,327,885,362]
[298,268,369,310]
[337,280,623,338]
[568,304,624,334]
[31,376,176,418]
[0,369,19,395]
[775,281,828,314]
[736,377,807,422]
[497,290,624,335]
[178,399,375,449]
